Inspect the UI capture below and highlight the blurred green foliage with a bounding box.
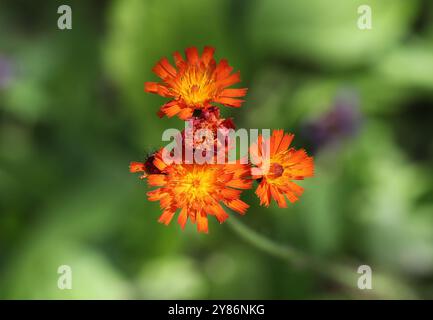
[0,0,432,299]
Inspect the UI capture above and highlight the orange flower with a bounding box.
[183,106,235,156]
[145,46,247,120]
[146,151,252,233]
[250,130,314,208]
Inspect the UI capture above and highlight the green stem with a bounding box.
[227,215,306,265]
[227,216,368,296]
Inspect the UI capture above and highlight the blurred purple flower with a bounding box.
[0,55,14,89]
[302,92,362,153]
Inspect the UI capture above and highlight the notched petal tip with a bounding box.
[129,161,145,173]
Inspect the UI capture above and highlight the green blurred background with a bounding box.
[0,0,432,299]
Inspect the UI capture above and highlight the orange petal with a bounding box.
[196,211,208,233]
[225,199,249,215]
[271,130,284,156]
[178,207,188,229]
[185,47,199,65]
[255,181,271,207]
[158,209,176,225]
[160,102,181,118]
[284,191,299,203]
[144,82,171,97]
[287,181,304,196]
[216,71,240,88]
[147,174,167,186]
[283,182,304,203]
[214,97,244,108]
[201,46,215,66]
[220,88,248,98]
[153,155,168,171]
[178,107,194,120]
[269,184,287,208]
[215,59,233,80]
[276,133,294,154]
[226,178,252,189]
[257,135,263,157]
[147,189,165,201]
[152,59,176,80]
[220,188,242,200]
[173,51,185,68]
[144,82,158,93]
[157,109,165,118]
[129,161,145,173]
[209,203,229,223]
[159,57,177,77]
[189,210,197,224]
[216,173,234,184]
[160,195,172,209]
[287,150,314,178]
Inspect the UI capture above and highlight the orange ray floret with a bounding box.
[146,151,252,233]
[250,130,314,208]
[129,161,145,173]
[145,46,247,120]
[129,161,148,179]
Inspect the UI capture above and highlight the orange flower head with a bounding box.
[146,151,252,233]
[183,106,235,155]
[250,130,314,208]
[145,46,247,120]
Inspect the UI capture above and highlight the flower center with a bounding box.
[178,67,216,106]
[267,163,284,179]
[178,166,216,204]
